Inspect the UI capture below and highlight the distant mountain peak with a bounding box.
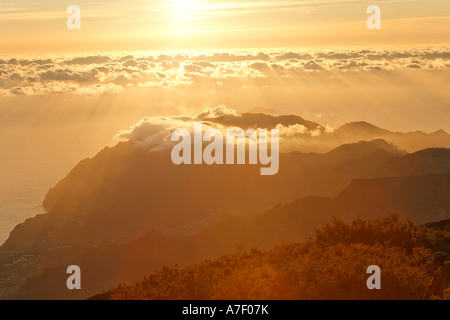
[327,139,405,157]
[344,121,378,127]
[432,129,449,135]
[336,121,391,135]
[204,112,322,130]
[404,147,450,159]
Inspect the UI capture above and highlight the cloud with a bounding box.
[0,48,449,96]
[274,52,313,61]
[303,60,323,71]
[193,105,239,120]
[115,105,334,153]
[63,56,111,65]
[407,64,421,69]
[122,60,138,68]
[39,69,99,83]
[190,52,270,62]
[276,123,308,136]
[19,59,53,66]
[250,62,270,72]
[10,87,24,95]
[115,106,237,151]
[115,117,184,147]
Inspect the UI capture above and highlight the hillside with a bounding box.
[201,114,450,153]
[375,148,450,177]
[7,171,450,299]
[90,216,450,300]
[334,122,450,152]
[1,139,408,253]
[1,128,450,299]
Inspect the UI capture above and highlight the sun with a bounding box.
[173,0,200,15]
[168,0,203,34]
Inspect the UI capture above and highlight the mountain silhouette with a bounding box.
[336,121,392,137]
[204,113,322,130]
[197,114,450,153]
[375,148,450,177]
[1,139,407,252]
[1,115,450,299]
[334,122,450,152]
[7,170,450,299]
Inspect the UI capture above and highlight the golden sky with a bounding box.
[1,0,450,54]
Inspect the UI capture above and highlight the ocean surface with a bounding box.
[0,168,49,246]
[0,122,114,246]
[0,143,84,245]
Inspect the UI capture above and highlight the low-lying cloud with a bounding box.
[115,105,340,153]
[1,48,449,97]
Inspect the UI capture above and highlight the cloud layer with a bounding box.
[115,105,331,152]
[1,48,449,96]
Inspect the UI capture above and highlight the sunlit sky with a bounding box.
[1,0,450,54]
[1,1,450,246]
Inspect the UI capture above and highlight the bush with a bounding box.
[93,215,440,300]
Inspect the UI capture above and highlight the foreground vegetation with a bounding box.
[91,215,450,300]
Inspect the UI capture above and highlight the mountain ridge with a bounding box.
[1,114,450,299]
[7,170,450,299]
